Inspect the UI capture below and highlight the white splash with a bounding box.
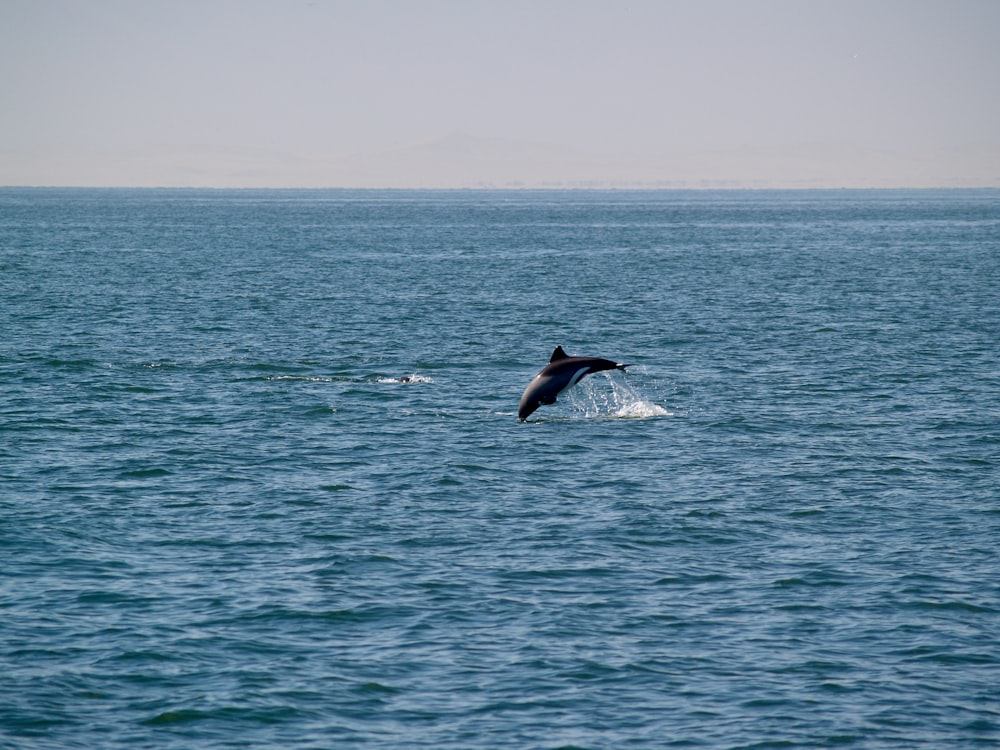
[564,372,671,419]
[266,375,340,383]
[376,374,434,384]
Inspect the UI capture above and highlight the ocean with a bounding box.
[1,187,998,749]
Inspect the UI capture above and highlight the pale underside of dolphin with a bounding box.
[518,345,629,421]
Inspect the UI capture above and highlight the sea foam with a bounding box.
[565,371,671,419]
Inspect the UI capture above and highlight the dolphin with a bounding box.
[518,345,629,421]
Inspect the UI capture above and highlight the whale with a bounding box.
[518,345,629,421]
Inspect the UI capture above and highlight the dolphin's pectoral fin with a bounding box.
[540,394,557,405]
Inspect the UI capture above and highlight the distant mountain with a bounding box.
[327,133,621,188]
[3,134,997,188]
[325,134,1000,189]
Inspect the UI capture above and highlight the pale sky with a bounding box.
[2,0,999,188]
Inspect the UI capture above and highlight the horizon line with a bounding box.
[4,184,999,192]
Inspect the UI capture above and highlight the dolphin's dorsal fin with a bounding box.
[550,345,569,363]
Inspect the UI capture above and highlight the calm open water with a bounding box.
[1,188,999,749]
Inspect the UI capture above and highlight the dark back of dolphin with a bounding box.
[518,346,629,421]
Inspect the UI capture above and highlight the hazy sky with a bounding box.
[2,0,999,187]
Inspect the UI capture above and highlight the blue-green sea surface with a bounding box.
[1,188,998,749]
